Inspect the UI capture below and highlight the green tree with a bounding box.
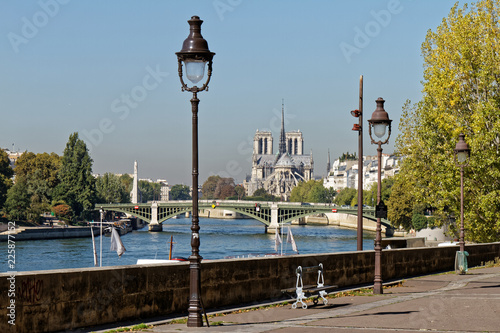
[306,181,328,203]
[395,1,500,242]
[290,180,312,202]
[120,174,133,193]
[202,175,220,199]
[387,172,415,230]
[290,180,329,203]
[54,133,96,220]
[245,188,280,201]
[4,151,61,222]
[339,152,357,162]
[325,187,336,204]
[96,173,130,203]
[334,187,357,206]
[412,213,428,232]
[364,177,395,207]
[0,150,14,210]
[170,184,191,200]
[4,179,30,221]
[234,185,246,200]
[138,181,161,202]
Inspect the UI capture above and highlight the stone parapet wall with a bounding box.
[1,243,499,332]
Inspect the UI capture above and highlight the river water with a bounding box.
[2,217,376,272]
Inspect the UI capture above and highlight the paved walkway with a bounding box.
[94,265,500,333]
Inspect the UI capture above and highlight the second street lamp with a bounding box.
[367,97,392,295]
[454,133,470,274]
[176,15,215,328]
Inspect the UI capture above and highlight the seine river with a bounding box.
[3,217,376,272]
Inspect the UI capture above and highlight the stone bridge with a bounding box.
[96,200,392,233]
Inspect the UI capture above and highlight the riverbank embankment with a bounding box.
[0,225,99,242]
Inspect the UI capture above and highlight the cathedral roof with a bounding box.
[254,154,313,168]
[291,155,313,167]
[254,154,276,167]
[276,154,295,167]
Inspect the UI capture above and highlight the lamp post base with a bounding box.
[373,282,383,295]
[187,254,203,327]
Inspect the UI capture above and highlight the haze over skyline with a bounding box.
[1,0,460,185]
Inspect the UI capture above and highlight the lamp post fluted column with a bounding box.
[176,15,215,327]
[454,133,470,265]
[373,144,383,294]
[459,164,465,252]
[189,92,202,326]
[367,97,392,295]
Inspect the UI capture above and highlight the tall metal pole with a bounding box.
[459,166,465,253]
[373,144,383,294]
[188,92,203,327]
[99,208,103,267]
[357,75,364,251]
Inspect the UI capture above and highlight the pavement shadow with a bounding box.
[338,310,418,318]
[466,281,500,289]
[479,284,500,289]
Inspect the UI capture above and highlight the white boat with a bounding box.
[136,258,187,264]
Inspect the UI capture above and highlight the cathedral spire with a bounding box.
[278,99,286,156]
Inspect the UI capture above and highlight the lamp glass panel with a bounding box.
[373,123,387,138]
[185,60,206,84]
[457,151,468,164]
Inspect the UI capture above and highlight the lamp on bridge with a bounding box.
[176,15,215,328]
[367,97,392,295]
[454,133,470,274]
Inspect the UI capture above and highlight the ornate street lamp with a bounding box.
[176,15,215,327]
[454,133,470,273]
[367,97,392,295]
[351,75,364,251]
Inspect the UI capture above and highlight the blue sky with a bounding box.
[1,0,460,185]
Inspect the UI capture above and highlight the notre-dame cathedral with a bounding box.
[243,103,314,200]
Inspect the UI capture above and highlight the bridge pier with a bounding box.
[148,202,163,232]
[266,204,280,234]
[149,224,163,232]
[291,217,307,225]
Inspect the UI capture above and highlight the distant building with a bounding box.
[324,154,402,192]
[243,102,314,201]
[157,179,170,201]
[1,148,22,169]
